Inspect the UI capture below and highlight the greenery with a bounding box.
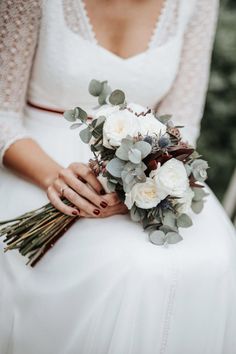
[197,0,236,201]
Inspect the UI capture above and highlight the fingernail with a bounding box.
[72,210,79,216]
[100,189,106,195]
[100,201,108,208]
[93,209,100,215]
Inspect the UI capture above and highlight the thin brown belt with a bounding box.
[27,100,93,121]
[27,100,65,115]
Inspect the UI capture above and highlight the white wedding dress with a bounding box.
[0,1,236,353]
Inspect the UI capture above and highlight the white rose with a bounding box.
[125,178,167,210]
[93,104,120,119]
[93,102,166,149]
[102,108,140,149]
[126,103,167,137]
[176,187,194,214]
[126,103,147,114]
[153,158,189,197]
[137,114,166,137]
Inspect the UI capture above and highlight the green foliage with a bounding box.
[88,79,112,105]
[177,214,193,228]
[197,2,236,200]
[109,89,126,105]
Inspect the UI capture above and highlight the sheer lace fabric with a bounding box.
[157,0,219,143]
[0,0,41,164]
[63,0,179,50]
[0,0,218,167]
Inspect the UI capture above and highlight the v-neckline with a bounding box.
[79,0,169,62]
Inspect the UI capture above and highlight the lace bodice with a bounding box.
[0,0,219,167]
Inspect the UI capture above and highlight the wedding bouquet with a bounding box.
[0,80,209,266]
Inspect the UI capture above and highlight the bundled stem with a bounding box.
[0,201,79,267]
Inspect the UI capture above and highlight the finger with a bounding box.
[102,192,121,206]
[62,186,102,217]
[59,170,109,209]
[47,186,79,217]
[80,203,128,218]
[79,211,96,218]
[100,203,128,218]
[69,163,104,194]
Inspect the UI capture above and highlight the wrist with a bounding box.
[40,164,61,191]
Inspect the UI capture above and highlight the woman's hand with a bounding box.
[47,162,128,218]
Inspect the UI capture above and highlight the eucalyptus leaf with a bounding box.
[191,159,209,182]
[166,232,183,244]
[116,141,132,160]
[185,164,192,177]
[135,162,147,175]
[163,210,176,228]
[121,170,135,185]
[130,206,142,222]
[63,109,77,122]
[157,114,172,125]
[109,89,125,105]
[77,107,88,122]
[79,127,92,143]
[177,213,193,228]
[91,128,101,139]
[149,230,166,245]
[88,79,103,97]
[191,200,204,214]
[94,115,106,127]
[134,141,152,158]
[106,158,125,178]
[128,148,142,164]
[98,82,111,105]
[192,187,208,202]
[70,123,83,130]
[159,225,178,234]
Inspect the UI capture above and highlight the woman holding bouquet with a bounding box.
[0,0,235,353]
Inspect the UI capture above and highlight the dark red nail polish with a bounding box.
[100,201,108,208]
[72,211,78,216]
[93,209,100,215]
[100,189,106,195]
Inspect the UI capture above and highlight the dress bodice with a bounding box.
[0,0,219,166]
[29,0,185,112]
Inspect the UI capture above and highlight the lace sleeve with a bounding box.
[0,0,41,167]
[157,0,219,145]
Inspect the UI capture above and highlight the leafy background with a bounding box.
[197,0,236,201]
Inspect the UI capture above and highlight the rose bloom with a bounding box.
[125,178,167,210]
[94,103,166,149]
[152,158,189,197]
[137,116,166,138]
[93,104,119,119]
[97,105,140,149]
[123,103,167,137]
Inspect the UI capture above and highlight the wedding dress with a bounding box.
[0,0,236,353]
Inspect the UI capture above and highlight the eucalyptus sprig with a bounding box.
[0,200,78,267]
[0,78,209,265]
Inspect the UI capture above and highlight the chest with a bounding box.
[83,0,166,59]
[28,0,196,111]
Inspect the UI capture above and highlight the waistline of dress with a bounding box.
[24,101,93,128]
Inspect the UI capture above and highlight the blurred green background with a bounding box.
[197,0,236,201]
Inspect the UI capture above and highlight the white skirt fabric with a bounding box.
[0,108,236,354]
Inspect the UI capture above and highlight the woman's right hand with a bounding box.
[47,162,128,218]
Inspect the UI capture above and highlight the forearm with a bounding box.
[3,138,62,191]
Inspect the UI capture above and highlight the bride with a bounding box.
[0,0,236,353]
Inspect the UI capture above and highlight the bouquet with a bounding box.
[0,79,209,266]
